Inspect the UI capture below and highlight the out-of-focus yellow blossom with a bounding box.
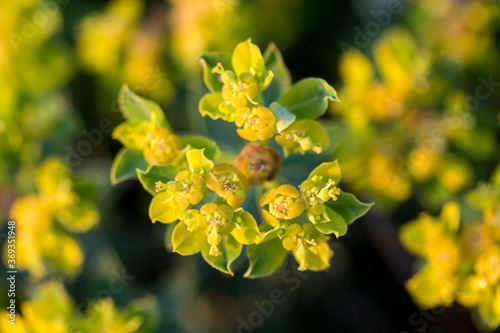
[414,0,497,66]
[436,156,472,193]
[0,281,159,333]
[400,202,461,308]
[76,0,143,74]
[368,154,412,202]
[3,157,99,280]
[401,176,500,329]
[76,0,173,101]
[170,0,252,73]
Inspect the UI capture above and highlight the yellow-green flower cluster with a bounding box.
[199,39,337,157]
[0,281,159,333]
[257,161,361,271]
[149,149,259,261]
[200,39,276,142]
[113,111,186,168]
[3,157,99,280]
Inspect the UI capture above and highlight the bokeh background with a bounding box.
[1,0,500,332]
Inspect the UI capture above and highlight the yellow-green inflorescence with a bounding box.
[258,161,347,271]
[149,149,260,258]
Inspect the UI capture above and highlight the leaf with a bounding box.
[199,93,226,120]
[278,78,339,119]
[309,160,342,185]
[232,38,266,77]
[199,51,232,92]
[315,207,347,238]
[269,102,296,133]
[231,210,261,245]
[118,85,171,130]
[172,222,206,256]
[244,237,288,278]
[181,136,220,161]
[326,191,372,225]
[124,295,161,333]
[110,148,149,185]
[201,234,242,275]
[262,42,292,105]
[137,164,180,195]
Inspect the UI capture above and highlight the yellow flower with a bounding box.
[300,176,340,222]
[152,170,205,223]
[260,185,306,227]
[205,163,249,207]
[214,62,259,109]
[10,196,52,231]
[197,203,235,256]
[234,106,277,141]
[475,245,500,285]
[281,223,330,271]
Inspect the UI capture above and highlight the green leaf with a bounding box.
[231,210,261,245]
[269,102,296,133]
[327,191,372,225]
[262,42,292,105]
[172,222,206,256]
[137,164,180,195]
[232,38,266,77]
[309,160,342,185]
[278,78,339,119]
[124,295,161,333]
[201,234,242,275]
[110,148,149,185]
[182,136,220,161]
[118,85,171,130]
[244,236,288,278]
[199,51,232,92]
[315,208,347,238]
[199,93,226,120]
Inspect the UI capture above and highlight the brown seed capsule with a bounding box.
[235,143,281,186]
